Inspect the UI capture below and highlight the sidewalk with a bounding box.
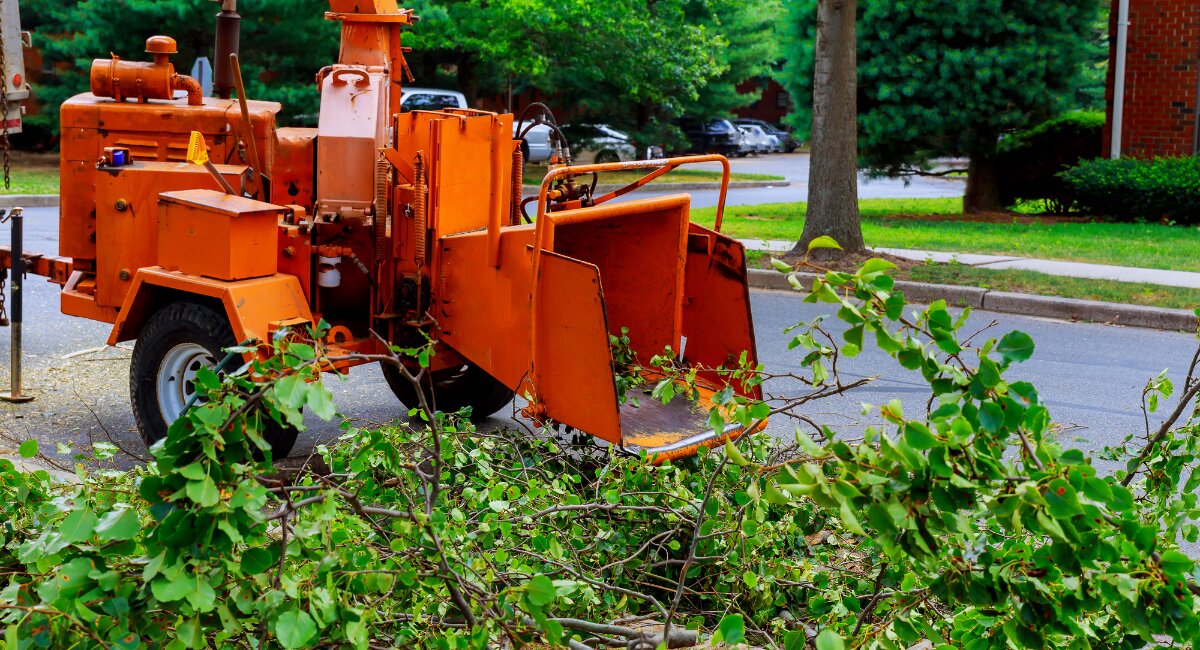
[738,240,1200,290]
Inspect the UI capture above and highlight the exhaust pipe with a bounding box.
[212,0,240,99]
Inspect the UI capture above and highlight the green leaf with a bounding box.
[306,384,336,420]
[59,508,99,544]
[807,236,842,252]
[1160,550,1193,576]
[95,509,141,542]
[186,475,220,508]
[715,614,745,645]
[241,547,277,575]
[860,257,898,275]
[742,571,758,588]
[724,440,751,467]
[525,575,556,607]
[18,439,37,458]
[770,258,792,273]
[150,576,191,603]
[275,610,317,649]
[997,331,1035,364]
[904,422,937,450]
[1044,479,1082,519]
[815,628,844,650]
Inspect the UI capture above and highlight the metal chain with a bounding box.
[0,15,11,190]
[0,269,9,327]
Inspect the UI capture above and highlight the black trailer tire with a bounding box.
[380,361,514,422]
[130,301,298,458]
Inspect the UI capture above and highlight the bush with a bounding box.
[1061,155,1200,224]
[995,111,1105,211]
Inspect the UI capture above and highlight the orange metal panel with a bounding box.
[93,162,249,308]
[428,113,513,237]
[436,226,535,389]
[157,190,281,281]
[533,251,622,444]
[108,268,312,346]
[547,195,691,361]
[681,223,762,399]
[272,128,316,209]
[316,69,387,220]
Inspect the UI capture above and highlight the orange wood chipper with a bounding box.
[1,0,760,460]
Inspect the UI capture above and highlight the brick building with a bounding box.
[1104,0,1200,157]
[731,77,793,125]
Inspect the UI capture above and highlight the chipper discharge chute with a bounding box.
[0,0,761,461]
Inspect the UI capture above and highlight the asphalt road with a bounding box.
[643,152,965,207]
[0,203,1191,478]
[523,152,965,208]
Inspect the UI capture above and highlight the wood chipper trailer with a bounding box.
[0,0,760,461]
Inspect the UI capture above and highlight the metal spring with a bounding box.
[413,153,427,265]
[511,145,524,226]
[375,154,390,264]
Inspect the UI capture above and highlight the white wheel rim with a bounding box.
[157,343,215,425]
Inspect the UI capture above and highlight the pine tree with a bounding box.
[781,0,1101,213]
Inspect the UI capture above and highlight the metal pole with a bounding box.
[1,206,32,403]
[1111,0,1130,159]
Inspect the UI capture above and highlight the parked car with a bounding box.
[736,124,778,155]
[734,118,797,152]
[398,88,555,163]
[676,118,742,157]
[399,87,467,112]
[561,123,663,163]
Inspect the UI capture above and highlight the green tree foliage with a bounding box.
[404,0,780,147]
[780,0,1102,211]
[20,0,338,135]
[21,0,779,147]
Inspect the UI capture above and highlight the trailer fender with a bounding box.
[108,267,313,346]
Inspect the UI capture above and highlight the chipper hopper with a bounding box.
[0,0,761,461]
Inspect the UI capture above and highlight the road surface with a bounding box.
[0,206,1189,477]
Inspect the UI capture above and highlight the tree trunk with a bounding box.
[457,54,478,106]
[963,152,1002,213]
[794,0,864,256]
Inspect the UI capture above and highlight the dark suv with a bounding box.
[677,118,742,156]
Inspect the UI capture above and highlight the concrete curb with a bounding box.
[746,269,1198,332]
[0,194,58,208]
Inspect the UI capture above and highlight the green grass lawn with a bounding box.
[693,199,1200,273]
[523,166,784,186]
[0,166,58,195]
[749,252,1200,311]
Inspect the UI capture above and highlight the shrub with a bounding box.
[1061,154,1200,224]
[995,111,1105,211]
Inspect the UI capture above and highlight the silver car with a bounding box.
[737,124,776,155]
[562,124,663,163]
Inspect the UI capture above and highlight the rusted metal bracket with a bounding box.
[0,246,72,285]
